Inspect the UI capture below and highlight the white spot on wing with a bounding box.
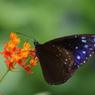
[64,62,67,64]
[77,65,80,67]
[66,52,69,54]
[75,46,78,49]
[89,48,93,50]
[84,45,89,48]
[59,50,62,52]
[82,51,86,54]
[82,40,87,43]
[81,63,83,65]
[92,52,94,54]
[93,38,95,41]
[65,59,68,61]
[81,37,86,39]
[77,56,81,59]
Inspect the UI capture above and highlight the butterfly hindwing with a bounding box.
[37,45,76,85]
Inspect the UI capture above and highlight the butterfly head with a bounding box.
[34,41,40,46]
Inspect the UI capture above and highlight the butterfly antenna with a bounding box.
[16,32,36,41]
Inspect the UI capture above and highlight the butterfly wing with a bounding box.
[44,34,95,68]
[37,45,76,85]
[35,34,95,85]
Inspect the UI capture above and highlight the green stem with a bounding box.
[0,69,10,82]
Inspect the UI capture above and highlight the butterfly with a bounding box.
[33,34,95,85]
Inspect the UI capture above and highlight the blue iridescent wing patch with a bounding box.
[69,35,95,68]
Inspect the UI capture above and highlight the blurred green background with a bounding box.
[0,0,95,95]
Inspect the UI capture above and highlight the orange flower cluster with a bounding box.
[0,33,38,73]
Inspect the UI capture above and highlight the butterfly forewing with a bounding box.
[44,34,95,68]
[34,34,95,85]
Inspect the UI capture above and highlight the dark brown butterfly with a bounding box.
[34,34,95,85]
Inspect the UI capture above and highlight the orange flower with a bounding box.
[5,59,16,69]
[22,42,31,50]
[7,40,16,51]
[10,33,18,39]
[24,57,39,74]
[30,57,39,66]
[0,33,39,73]
[24,65,33,74]
[12,38,20,44]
